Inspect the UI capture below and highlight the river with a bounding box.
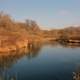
[0,42,80,80]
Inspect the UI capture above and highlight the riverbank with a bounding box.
[0,13,80,53]
[0,35,29,53]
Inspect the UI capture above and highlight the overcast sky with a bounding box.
[0,0,80,29]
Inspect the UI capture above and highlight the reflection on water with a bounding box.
[0,42,80,80]
[0,42,43,80]
[0,42,42,69]
[59,42,80,48]
[27,42,43,59]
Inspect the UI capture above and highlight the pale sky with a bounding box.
[0,0,80,29]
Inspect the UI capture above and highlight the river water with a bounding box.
[0,42,80,80]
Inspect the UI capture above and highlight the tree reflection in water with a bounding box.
[59,41,80,48]
[27,42,43,59]
[0,42,43,80]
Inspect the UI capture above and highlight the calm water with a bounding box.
[0,42,80,80]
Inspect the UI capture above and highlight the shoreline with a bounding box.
[0,38,80,53]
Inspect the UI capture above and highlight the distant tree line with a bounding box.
[0,12,80,43]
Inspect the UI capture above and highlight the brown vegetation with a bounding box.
[0,12,80,53]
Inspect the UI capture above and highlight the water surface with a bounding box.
[0,42,80,80]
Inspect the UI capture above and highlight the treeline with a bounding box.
[0,12,40,35]
[0,12,80,45]
[0,12,42,47]
[39,27,80,42]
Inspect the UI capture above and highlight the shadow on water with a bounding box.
[58,41,80,48]
[0,41,80,80]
